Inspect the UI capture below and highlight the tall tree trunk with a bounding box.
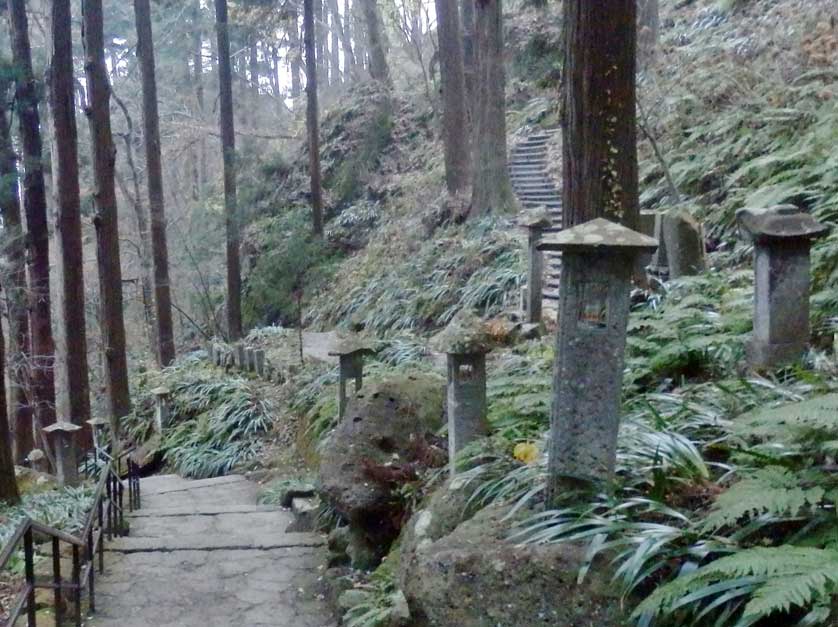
[214,0,243,340]
[193,0,208,194]
[134,0,177,365]
[249,40,259,109]
[461,0,476,105]
[360,0,389,83]
[50,0,92,448]
[563,0,638,228]
[330,0,355,79]
[330,3,341,85]
[638,0,659,70]
[82,0,132,440]
[304,0,324,237]
[471,0,513,215]
[0,74,33,463]
[435,0,471,196]
[353,0,368,71]
[314,0,327,85]
[288,7,303,100]
[8,0,58,450]
[0,310,20,504]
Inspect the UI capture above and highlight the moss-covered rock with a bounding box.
[402,505,627,627]
[318,372,447,568]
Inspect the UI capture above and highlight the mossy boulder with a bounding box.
[402,505,627,627]
[318,373,447,568]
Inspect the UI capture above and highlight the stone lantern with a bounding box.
[737,205,830,368]
[432,312,492,474]
[538,219,658,499]
[43,422,83,487]
[329,336,376,418]
[151,387,173,433]
[519,209,553,324]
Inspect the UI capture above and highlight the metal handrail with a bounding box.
[0,449,142,626]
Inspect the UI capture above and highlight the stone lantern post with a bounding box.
[432,312,492,474]
[538,219,658,501]
[737,206,830,368]
[151,387,173,433]
[254,349,266,377]
[519,209,553,324]
[43,422,83,486]
[329,336,376,418]
[235,344,247,370]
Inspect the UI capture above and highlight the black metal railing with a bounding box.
[0,451,141,626]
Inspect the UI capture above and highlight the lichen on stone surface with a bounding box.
[431,311,493,355]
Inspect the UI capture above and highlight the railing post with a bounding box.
[117,474,125,533]
[24,527,36,627]
[98,497,105,573]
[106,473,114,541]
[88,526,96,613]
[53,536,63,625]
[72,545,82,626]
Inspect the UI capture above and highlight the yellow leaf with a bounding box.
[513,442,540,465]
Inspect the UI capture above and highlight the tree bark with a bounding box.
[360,0,389,83]
[435,0,471,195]
[0,73,33,464]
[471,0,513,215]
[287,6,303,100]
[50,0,92,448]
[330,0,356,79]
[82,0,132,440]
[193,0,208,193]
[330,1,341,85]
[134,0,177,365]
[8,0,58,450]
[314,0,327,85]
[562,0,639,229]
[0,310,20,505]
[461,0,476,105]
[304,0,325,237]
[214,0,243,340]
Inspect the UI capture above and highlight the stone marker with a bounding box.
[638,210,658,272]
[235,344,247,370]
[647,210,669,275]
[254,349,266,377]
[329,335,377,418]
[245,347,256,372]
[26,449,48,474]
[432,312,492,473]
[519,209,553,324]
[151,387,173,433]
[538,219,658,500]
[43,422,83,486]
[737,205,830,368]
[663,208,706,278]
[87,416,110,454]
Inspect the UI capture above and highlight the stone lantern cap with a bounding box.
[538,218,659,253]
[518,208,552,230]
[86,417,109,428]
[43,421,82,435]
[432,311,493,355]
[151,386,172,397]
[737,205,830,244]
[328,335,377,357]
[26,449,45,463]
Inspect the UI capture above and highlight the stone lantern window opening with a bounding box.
[577,280,610,329]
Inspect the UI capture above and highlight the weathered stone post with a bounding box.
[538,219,658,501]
[663,208,706,278]
[235,344,247,370]
[519,210,553,324]
[254,349,266,377]
[43,422,83,486]
[432,313,492,474]
[737,206,830,368]
[151,387,173,433]
[246,347,256,372]
[647,211,669,276]
[329,336,376,419]
[87,417,110,454]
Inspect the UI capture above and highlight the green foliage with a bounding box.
[244,211,341,328]
[733,393,838,453]
[127,356,274,478]
[342,553,400,627]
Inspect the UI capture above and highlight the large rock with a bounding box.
[402,505,626,627]
[662,209,707,278]
[319,373,447,567]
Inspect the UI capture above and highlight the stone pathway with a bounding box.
[89,474,335,627]
[510,130,563,304]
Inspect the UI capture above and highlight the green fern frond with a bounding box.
[703,467,825,531]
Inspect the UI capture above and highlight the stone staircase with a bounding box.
[89,474,334,627]
[510,130,563,304]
